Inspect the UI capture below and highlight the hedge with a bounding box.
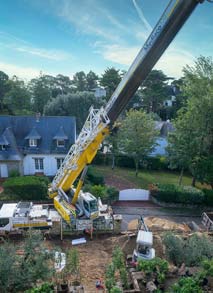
[150,183,205,205]
[93,151,169,170]
[203,189,213,206]
[3,176,49,200]
[86,166,105,185]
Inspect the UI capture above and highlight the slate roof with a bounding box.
[0,115,76,160]
[25,127,41,140]
[53,126,68,140]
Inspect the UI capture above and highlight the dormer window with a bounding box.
[0,134,9,150]
[29,139,37,147]
[25,127,41,148]
[57,140,65,147]
[0,145,6,151]
[53,126,68,148]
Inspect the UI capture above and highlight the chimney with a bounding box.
[36,112,41,122]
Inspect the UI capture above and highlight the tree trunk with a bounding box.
[192,176,196,187]
[135,160,139,177]
[178,168,184,186]
[111,154,115,170]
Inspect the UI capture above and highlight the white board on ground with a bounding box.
[72,237,87,245]
[119,189,149,201]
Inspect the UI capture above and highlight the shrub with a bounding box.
[3,176,49,200]
[163,233,184,266]
[203,189,213,206]
[150,183,205,205]
[90,185,107,200]
[9,169,20,177]
[137,257,168,284]
[116,155,135,169]
[86,166,105,185]
[171,277,202,293]
[142,156,169,170]
[163,233,213,266]
[83,184,119,204]
[106,186,119,203]
[110,287,122,293]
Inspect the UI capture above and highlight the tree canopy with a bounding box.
[167,56,213,187]
[118,109,157,176]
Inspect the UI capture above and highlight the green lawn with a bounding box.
[92,165,204,190]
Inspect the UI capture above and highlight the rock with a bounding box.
[146,280,157,292]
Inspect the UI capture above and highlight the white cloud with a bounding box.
[155,48,195,78]
[95,43,140,66]
[0,31,72,61]
[0,61,44,80]
[94,42,195,78]
[15,46,71,61]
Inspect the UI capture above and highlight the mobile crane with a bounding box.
[48,0,208,226]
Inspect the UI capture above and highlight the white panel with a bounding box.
[119,189,149,201]
[0,164,8,178]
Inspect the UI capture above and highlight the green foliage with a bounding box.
[100,67,121,98]
[105,263,116,291]
[167,56,213,187]
[163,233,213,266]
[138,69,172,115]
[3,176,49,200]
[137,257,168,284]
[118,109,158,176]
[65,248,80,281]
[86,166,105,185]
[150,183,205,205]
[119,267,129,289]
[112,246,125,270]
[143,156,169,170]
[44,91,103,132]
[202,259,213,276]
[0,231,55,293]
[9,169,20,177]
[25,282,54,293]
[106,247,129,291]
[203,189,213,206]
[83,183,119,204]
[116,155,135,169]
[163,233,184,266]
[106,186,119,203]
[110,287,122,293]
[171,277,202,293]
[91,185,106,199]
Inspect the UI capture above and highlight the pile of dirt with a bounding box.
[128,217,191,233]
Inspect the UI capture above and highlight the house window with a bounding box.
[57,140,65,147]
[34,158,44,170]
[56,158,64,169]
[0,145,6,150]
[29,139,37,147]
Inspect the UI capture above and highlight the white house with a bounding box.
[91,86,106,99]
[0,115,76,177]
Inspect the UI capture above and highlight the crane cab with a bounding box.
[133,230,155,261]
[77,191,99,219]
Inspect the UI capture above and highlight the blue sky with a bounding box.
[0,0,213,80]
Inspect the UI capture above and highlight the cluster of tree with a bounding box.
[167,56,213,188]
[0,66,185,126]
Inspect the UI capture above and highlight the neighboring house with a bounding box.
[91,86,106,99]
[151,120,175,156]
[163,84,180,107]
[0,115,76,178]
